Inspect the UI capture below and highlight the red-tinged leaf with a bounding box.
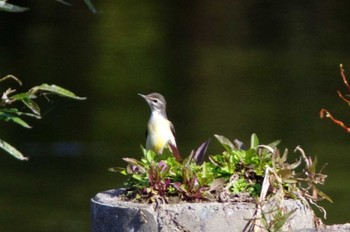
[122,158,146,173]
[168,142,182,162]
[193,139,210,165]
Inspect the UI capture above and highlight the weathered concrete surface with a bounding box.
[91,189,317,232]
[317,223,350,232]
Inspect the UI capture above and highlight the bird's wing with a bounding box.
[170,121,176,137]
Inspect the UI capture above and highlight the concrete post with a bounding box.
[91,189,319,232]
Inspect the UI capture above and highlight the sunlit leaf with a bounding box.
[278,169,292,180]
[309,156,317,173]
[318,189,333,203]
[193,139,210,165]
[0,108,40,119]
[55,0,72,6]
[21,98,41,116]
[10,92,34,101]
[250,133,259,148]
[8,116,31,128]
[268,139,281,148]
[29,84,86,100]
[108,167,126,173]
[287,158,301,170]
[0,1,29,12]
[214,134,234,151]
[0,111,32,128]
[281,148,288,163]
[0,139,28,160]
[83,0,98,13]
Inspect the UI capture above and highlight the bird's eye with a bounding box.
[152,99,158,103]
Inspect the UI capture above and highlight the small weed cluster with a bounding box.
[111,134,331,218]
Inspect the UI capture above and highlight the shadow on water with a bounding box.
[0,1,350,231]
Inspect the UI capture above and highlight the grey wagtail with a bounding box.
[138,93,177,153]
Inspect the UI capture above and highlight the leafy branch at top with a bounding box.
[0,75,85,160]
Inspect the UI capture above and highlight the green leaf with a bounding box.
[9,116,32,128]
[29,84,86,100]
[0,108,40,119]
[318,189,333,203]
[268,139,281,148]
[108,167,126,174]
[83,0,98,13]
[10,92,34,101]
[21,98,41,116]
[0,139,28,160]
[0,1,29,12]
[250,133,259,149]
[287,158,301,170]
[55,0,72,6]
[0,111,32,128]
[309,156,318,174]
[214,134,235,151]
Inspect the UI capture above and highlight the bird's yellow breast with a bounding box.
[146,115,175,153]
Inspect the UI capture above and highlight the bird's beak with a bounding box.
[138,93,149,103]
[138,93,146,99]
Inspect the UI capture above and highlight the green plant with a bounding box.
[251,144,331,231]
[0,75,85,160]
[111,133,331,218]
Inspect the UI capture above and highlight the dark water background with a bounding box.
[0,1,350,231]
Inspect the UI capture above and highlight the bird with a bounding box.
[138,93,177,154]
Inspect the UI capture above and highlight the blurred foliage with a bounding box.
[0,75,85,160]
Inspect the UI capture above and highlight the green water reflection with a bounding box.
[1,1,350,231]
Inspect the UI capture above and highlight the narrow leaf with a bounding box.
[30,84,86,100]
[55,0,73,6]
[0,139,28,160]
[21,98,41,116]
[287,158,301,170]
[318,189,333,203]
[0,111,31,128]
[0,1,29,12]
[214,134,235,151]
[250,133,259,148]
[84,0,98,13]
[8,116,32,128]
[193,139,210,165]
[268,139,281,148]
[108,167,126,173]
[168,142,182,162]
[0,108,40,119]
[309,156,318,173]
